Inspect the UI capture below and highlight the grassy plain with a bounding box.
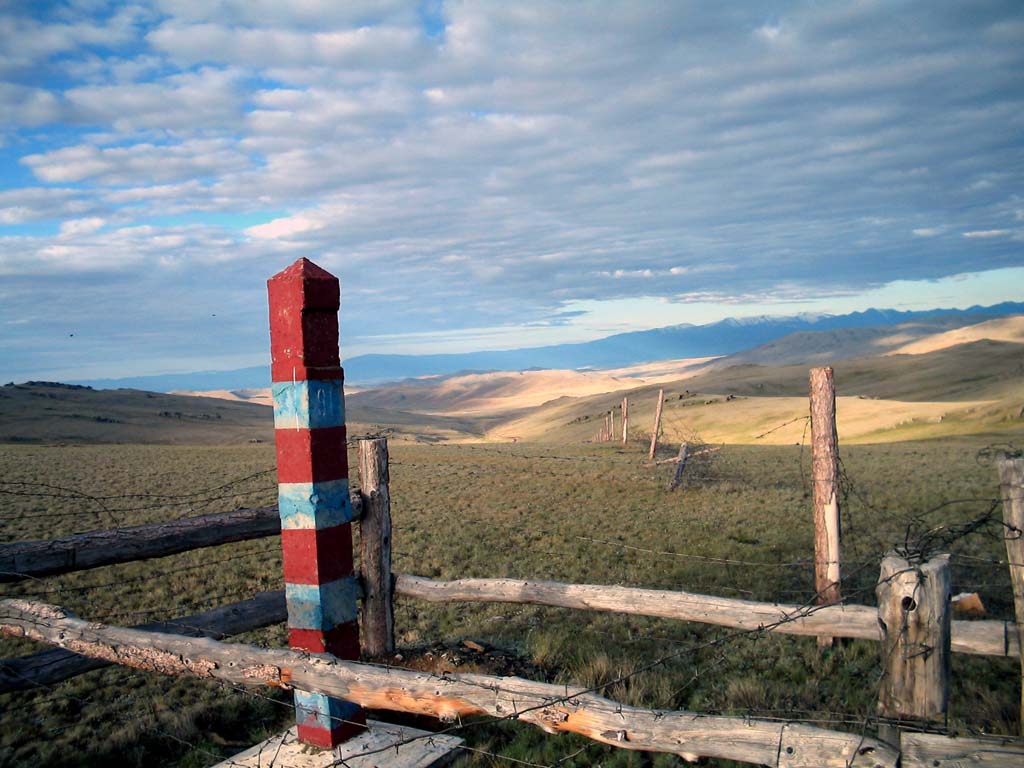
[0,383,273,446]
[494,340,1024,444]
[0,435,1020,767]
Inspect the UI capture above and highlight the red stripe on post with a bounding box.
[281,527,354,584]
[269,311,341,375]
[297,718,366,748]
[274,426,348,483]
[289,622,361,657]
[269,260,341,377]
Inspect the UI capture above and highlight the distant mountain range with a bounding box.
[69,301,1024,391]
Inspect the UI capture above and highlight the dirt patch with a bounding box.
[368,639,550,680]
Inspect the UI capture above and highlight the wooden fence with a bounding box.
[3,441,1024,765]
[2,258,1024,766]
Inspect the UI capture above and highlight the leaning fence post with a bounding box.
[809,366,841,646]
[668,442,689,491]
[648,388,664,460]
[359,438,394,657]
[876,552,951,745]
[621,397,629,445]
[998,457,1024,735]
[268,257,363,747]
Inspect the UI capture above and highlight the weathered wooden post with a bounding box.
[608,409,615,443]
[268,257,363,747]
[621,397,629,445]
[999,457,1024,734]
[876,553,951,746]
[668,442,689,491]
[648,389,664,460]
[809,366,841,646]
[359,438,394,657]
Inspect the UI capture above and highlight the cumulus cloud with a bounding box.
[1,0,1023,379]
[152,0,414,29]
[58,217,105,237]
[0,4,144,76]
[0,187,101,223]
[64,67,245,131]
[23,138,251,185]
[0,83,64,125]
[148,21,426,71]
[245,213,326,239]
[963,229,1011,238]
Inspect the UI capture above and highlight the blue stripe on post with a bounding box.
[285,577,360,630]
[294,690,362,730]
[278,479,354,529]
[272,379,346,430]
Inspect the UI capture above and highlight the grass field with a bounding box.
[1,433,1020,767]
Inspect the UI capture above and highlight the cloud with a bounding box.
[0,5,144,76]
[23,138,251,185]
[148,21,425,71]
[64,67,245,131]
[151,0,413,29]
[962,229,1011,238]
[245,213,326,239]
[0,187,101,223]
[2,0,1024,380]
[58,217,105,237]
[0,83,64,125]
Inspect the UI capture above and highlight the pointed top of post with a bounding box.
[267,257,339,311]
[271,257,336,283]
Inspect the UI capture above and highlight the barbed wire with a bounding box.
[1,434,1020,766]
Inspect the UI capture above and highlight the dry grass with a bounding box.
[0,434,1020,766]
[888,316,1024,355]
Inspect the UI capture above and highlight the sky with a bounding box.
[1,1,1022,382]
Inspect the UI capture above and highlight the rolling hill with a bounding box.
[888,315,1024,355]
[7,312,1024,448]
[0,382,498,445]
[345,358,715,417]
[69,301,1024,390]
[488,338,1024,445]
[0,382,274,445]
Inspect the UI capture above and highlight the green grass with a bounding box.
[0,436,1020,766]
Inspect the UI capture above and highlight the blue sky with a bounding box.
[1,1,1022,381]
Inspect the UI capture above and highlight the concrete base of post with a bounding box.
[216,722,463,767]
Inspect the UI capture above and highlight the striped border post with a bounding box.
[267,257,364,748]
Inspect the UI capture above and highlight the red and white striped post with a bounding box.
[267,257,364,747]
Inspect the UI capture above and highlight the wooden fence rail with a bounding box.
[0,590,287,693]
[393,574,1018,658]
[0,494,362,583]
[1,569,1016,694]
[0,598,898,768]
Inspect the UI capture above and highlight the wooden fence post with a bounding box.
[876,552,951,745]
[621,397,629,445]
[359,438,394,657]
[268,257,364,747]
[609,410,615,443]
[668,442,689,491]
[999,457,1024,735]
[648,389,664,460]
[809,366,841,646]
